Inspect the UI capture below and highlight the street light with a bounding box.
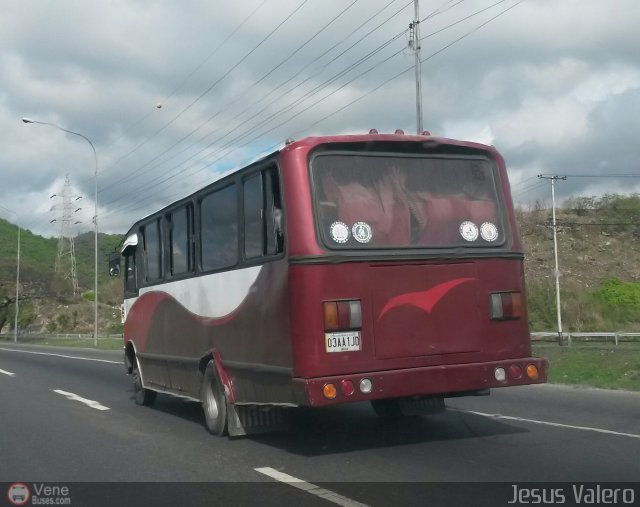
[22,117,99,347]
[0,207,20,343]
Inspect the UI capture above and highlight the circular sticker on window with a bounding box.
[459,221,479,242]
[352,222,373,243]
[480,222,499,242]
[330,221,350,243]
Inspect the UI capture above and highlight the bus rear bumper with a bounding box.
[293,357,548,407]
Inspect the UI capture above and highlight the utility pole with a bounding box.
[409,0,423,134]
[51,175,81,296]
[0,206,20,343]
[23,117,99,347]
[538,174,567,344]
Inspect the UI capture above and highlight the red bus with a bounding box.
[116,131,547,437]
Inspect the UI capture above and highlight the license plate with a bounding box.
[325,331,361,353]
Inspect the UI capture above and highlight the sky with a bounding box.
[1,0,638,237]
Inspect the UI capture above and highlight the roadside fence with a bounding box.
[531,332,640,346]
[0,333,122,342]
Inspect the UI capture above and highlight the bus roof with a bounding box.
[282,132,497,154]
[122,132,500,241]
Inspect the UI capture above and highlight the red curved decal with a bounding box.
[378,278,475,320]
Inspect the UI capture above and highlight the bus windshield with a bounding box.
[312,152,507,249]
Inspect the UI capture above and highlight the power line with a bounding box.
[98,0,364,195]
[162,0,269,104]
[100,0,489,214]
[421,0,510,41]
[512,181,547,197]
[75,0,269,191]
[101,0,523,225]
[286,1,523,141]
[99,0,311,177]
[564,174,640,178]
[27,1,411,232]
[99,10,414,211]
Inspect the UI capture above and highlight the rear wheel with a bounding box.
[201,361,228,436]
[132,359,157,406]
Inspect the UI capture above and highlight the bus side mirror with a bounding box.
[108,253,121,277]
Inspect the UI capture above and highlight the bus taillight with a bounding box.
[489,292,523,320]
[323,300,362,331]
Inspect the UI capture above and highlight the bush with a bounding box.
[595,278,640,324]
[597,278,640,307]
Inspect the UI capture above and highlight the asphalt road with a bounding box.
[1,343,639,506]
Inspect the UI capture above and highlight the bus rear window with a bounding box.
[312,153,506,249]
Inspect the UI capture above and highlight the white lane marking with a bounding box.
[53,389,110,411]
[0,368,16,376]
[255,467,370,507]
[456,409,640,440]
[0,347,120,364]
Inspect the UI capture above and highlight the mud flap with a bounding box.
[227,404,291,437]
[397,396,445,416]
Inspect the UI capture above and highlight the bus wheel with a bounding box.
[371,399,403,418]
[132,359,157,406]
[201,362,228,436]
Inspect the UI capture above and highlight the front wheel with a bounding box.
[132,359,157,406]
[201,361,228,436]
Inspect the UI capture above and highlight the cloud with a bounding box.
[1,0,639,235]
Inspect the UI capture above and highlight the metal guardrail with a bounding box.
[3,332,639,346]
[531,332,640,346]
[0,333,122,341]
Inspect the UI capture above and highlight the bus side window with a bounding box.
[200,184,238,271]
[142,219,163,282]
[265,167,284,255]
[124,250,137,295]
[243,166,283,260]
[168,205,193,276]
[243,173,263,259]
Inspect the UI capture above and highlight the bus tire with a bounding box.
[201,361,228,436]
[371,399,403,418]
[132,359,157,406]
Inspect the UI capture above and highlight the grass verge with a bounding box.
[3,338,639,391]
[533,343,640,391]
[0,336,123,351]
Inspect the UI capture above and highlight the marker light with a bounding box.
[340,379,355,396]
[323,383,337,399]
[494,367,507,382]
[526,364,539,380]
[359,378,373,394]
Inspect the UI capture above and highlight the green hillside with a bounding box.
[3,194,640,335]
[520,194,640,332]
[0,218,123,334]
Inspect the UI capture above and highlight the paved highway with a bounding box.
[1,343,639,506]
